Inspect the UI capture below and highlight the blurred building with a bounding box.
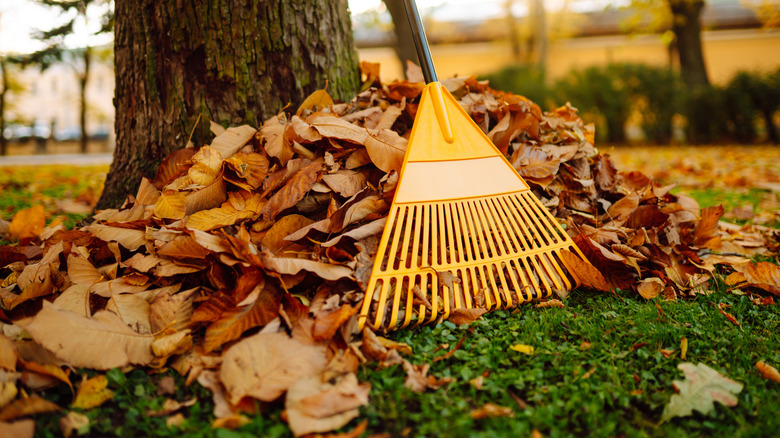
[354,0,780,83]
[4,49,114,145]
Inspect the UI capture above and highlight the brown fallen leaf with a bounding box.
[59,411,89,438]
[19,304,155,370]
[0,419,34,438]
[560,248,610,291]
[0,394,60,421]
[448,308,487,325]
[756,361,780,384]
[285,373,370,437]
[470,402,514,419]
[736,262,780,296]
[220,331,329,404]
[637,277,664,300]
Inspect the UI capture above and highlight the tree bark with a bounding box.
[79,47,91,154]
[384,0,419,78]
[668,0,709,87]
[0,58,7,156]
[97,0,360,210]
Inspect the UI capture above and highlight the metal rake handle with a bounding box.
[402,0,438,84]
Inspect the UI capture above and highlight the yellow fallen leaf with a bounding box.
[510,344,534,354]
[680,337,688,360]
[154,190,187,220]
[9,205,46,240]
[756,361,780,384]
[72,375,114,410]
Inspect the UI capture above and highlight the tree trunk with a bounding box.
[79,47,91,154]
[97,0,360,210]
[531,0,547,70]
[0,58,7,156]
[384,0,419,77]
[669,0,709,87]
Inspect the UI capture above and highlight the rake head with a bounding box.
[358,83,589,331]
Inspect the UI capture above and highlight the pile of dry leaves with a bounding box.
[0,63,778,436]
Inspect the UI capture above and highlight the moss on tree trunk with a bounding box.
[97,0,360,209]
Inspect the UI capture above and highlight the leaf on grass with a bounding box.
[72,375,114,410]
[285,373,369,437]
[154,190,187,220]
[59,411,89,438]
[19,304,155,369]
[735,262,780,296]
[470,402,514,419]
[448,308,487,325]
[9,205,46,240]
[559,248,610,291]
[220,331,329,404]
[0,395,60,421]
[661,362,743,423]
[510,344,534,354]
[756,361,780,384]
[637,277,664,300]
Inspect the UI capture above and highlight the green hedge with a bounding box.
[481,63,780,145]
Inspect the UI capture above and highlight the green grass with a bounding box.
[29,287,780,437]
[0,165,107,233]
[3,167,776,436]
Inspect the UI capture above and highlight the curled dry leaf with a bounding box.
[220,331,329,404]
[285,373,369,437]
[210,125,257,159]
[637,278,664,300]
[735,262,780,296]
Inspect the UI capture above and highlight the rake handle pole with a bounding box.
[402,0,438,84]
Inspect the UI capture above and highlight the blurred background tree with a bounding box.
[21,0,113,154]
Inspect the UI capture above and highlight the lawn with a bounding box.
[1,145,778,437]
